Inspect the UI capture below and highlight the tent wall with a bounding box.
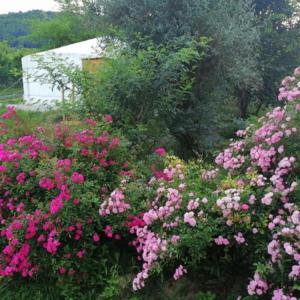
[21,38,104,106]
[22,54,82,106]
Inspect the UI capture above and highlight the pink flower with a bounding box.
[16,172,26,184]
[73,199,80,205]
[0,165,7,172]
[99,189,130,216]
[39,177,54,190]
[93,233,100,242]
[154,147,166,157]
[234,232,245,244]
[184,212,197,227]
[171,235,180,244]
[173,265,187,280]
[50,196,63,214]
[71,172,84,184]
[241,204,249,211]
[2,106,16,119]
[104,225,113,238]
[76,249,86,258]
[283,242,294,255]
[214,236,230,246]
[109,137,120,148]
[247,273,268,296]
[261,192,273,205]
[114,234,121,240]
[104,114,113,123]
[85,118,97,126]
[294,66,300,75]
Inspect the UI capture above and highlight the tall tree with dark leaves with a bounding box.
[56,0,262,156]
[253,0,300,111]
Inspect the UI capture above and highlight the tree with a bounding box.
[0,10,55,48]
[252,0,300,110]
[57,0,263,157]
[28,12,100,50]
[0,42,32,87]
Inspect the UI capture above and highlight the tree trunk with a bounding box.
[238,90,249,119]
[61,88,66,121]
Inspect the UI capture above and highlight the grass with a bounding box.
[0,86,23,106]
[0,106,61,136]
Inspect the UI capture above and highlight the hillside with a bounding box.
[0,10,56,48]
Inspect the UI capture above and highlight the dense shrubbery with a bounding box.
[1,68,300,299]
[0,42,32,87]
[0,112,140,298]
[58,0,300,158]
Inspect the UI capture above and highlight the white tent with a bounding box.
[22,38,106,107]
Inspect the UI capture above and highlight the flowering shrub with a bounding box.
[0,111,135,296]
[212,67,300,299]
[115,67,300,298]
[1,66,300,299]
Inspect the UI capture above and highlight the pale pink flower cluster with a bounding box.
[187,199,200,210]
[250,145,276,172]
[261,192,274,206]
[267,240,281,263]
[279,87,300,102]
[270,157,297,201]
[202,168,218,181]
[216,189,241,218]
[163,216,179,229]
[132,227,168,291]
[234,232,245,244]
[143,188,182,225]
[278,70,300,102]
[99,189,130,216]
[184,212,197,227]
[250,174,266,187]
[272,289,297,300]
[247,273,268,296]
[170,235,180,244]
[214,235,230,246]
[288,264,300,280]
[215,68,300,298]
[215,147,245,170]
[255,122,277,142]
[173,265,187,280]
[236,129,247,137]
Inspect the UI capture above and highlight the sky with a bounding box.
[0,0,59,14]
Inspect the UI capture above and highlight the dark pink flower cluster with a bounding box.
[0,111,130,280]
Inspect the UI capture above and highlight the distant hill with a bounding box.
[0,10,56,48]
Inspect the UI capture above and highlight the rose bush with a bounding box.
[0,111,140,297]
[117,67,300,298]
[0,66,300,299]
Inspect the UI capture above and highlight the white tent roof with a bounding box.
[23,38,103,60]
[22,37,123,106]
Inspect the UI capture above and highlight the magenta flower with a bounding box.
[39,177,54,190]
[71,172,84,184]
[104,114,113,123]
[154,147,166,157]
[50,196,63,215]
[93,233,100,242]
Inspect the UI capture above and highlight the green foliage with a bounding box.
[0,10,55,48]
[0,41,32,87]
[28,12,100,50]
[71,37,208,157]
[253,0,300,108]
[59,0,263,157]
[56,0,300,157]
[196,291,216,300]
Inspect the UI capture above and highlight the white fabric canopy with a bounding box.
[22,38,105,106]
